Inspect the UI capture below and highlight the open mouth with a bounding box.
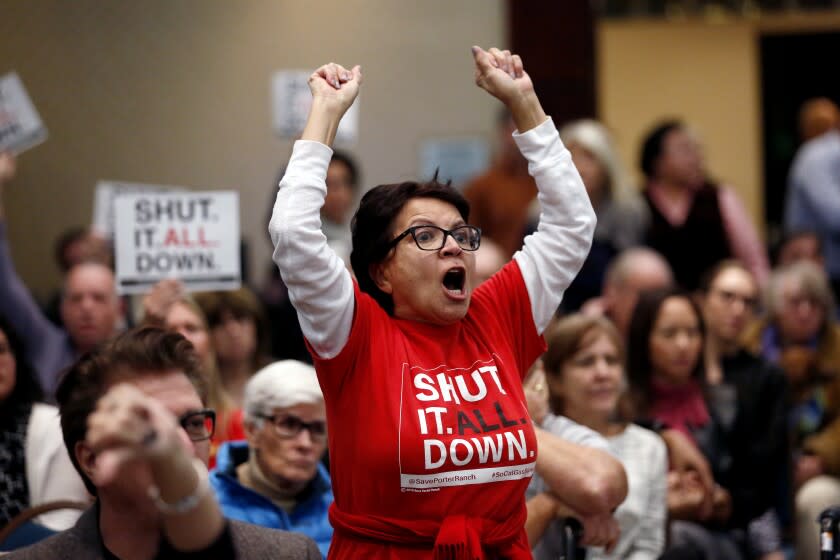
[442,267,466,297]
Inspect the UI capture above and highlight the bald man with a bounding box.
[581,247,674,338]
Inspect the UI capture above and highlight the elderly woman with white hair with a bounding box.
[209,360,333,558]
[529,119,650,311]
[743,261,840,560]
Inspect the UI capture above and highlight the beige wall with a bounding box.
[597,18,763,226]
[597,12,840,238]
[0,1,505,299]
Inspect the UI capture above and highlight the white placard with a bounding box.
[271,70,359,144]
[420,138,490,190]
[93,181,183,239]
[0,72,47,154]
[113,191,241,294]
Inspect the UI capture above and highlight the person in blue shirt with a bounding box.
[785,124,840,302]
[209,360,333,558]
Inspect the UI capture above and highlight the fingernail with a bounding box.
[471,46,479,55]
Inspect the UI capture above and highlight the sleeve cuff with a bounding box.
[284,140,334,184]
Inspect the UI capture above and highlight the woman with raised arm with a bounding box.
[269,47,598,559]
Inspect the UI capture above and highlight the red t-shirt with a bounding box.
[314,260,545,559]
[208,408,246,469]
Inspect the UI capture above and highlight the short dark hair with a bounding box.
[625,287,706,418]
[330,150,359,190]
[54,226,90,272]
[0,315,44,413]
[697,259,753,295]
[56,327,205,495]
[350,177,470,315]
[639,120,683,179]
[771,229,824,267]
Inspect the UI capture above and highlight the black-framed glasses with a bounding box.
[258,413,327,441]
[387,225,481,252]
[178,409,216,442]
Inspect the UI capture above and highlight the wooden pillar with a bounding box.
[508,1,597,125]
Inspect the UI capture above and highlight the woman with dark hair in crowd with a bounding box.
[264,47,629,558]
[0,316,89,533]
[627,287,785,560]
[638,120,768,291]
[195,287,272,407]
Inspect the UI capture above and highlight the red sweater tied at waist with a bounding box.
[328,502,531,559]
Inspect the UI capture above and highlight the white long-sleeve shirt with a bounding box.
[269,117,595,360]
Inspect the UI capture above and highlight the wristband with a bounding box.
[147,458,209,515]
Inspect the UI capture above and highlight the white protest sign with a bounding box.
[92,181,183,239]
[113,191,241,294]
[0,72,47,154]
[271,70,359,144]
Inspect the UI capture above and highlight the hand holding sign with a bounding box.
[0,73,48,154]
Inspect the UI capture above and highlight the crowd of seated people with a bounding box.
[1,75,839,560]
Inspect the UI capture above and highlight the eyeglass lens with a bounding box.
[179,410,215,442]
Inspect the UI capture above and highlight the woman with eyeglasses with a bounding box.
[696,260,788,560]
[209,360,333,558]
[265,46,611,559]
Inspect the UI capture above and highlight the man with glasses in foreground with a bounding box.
[5,326,319,559]
[210,360,333,558]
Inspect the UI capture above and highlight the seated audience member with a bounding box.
[627,288,780,559]
[698,261,789,560]
[553,119,650,312]
[0,152,123,399]
[638,120,769,290]
[784,112,840,302]
[531,314,667,559]
[142,279,244,467]
[581,247,673,338]
[195,287,272,407]
[0,316,90,533]
[772,230,825,270]
[3,326,320,559]
[742,261,840,560]
[471,236,507,289]
[210,360,332,558]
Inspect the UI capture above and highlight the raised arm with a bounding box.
[0,152,67,390]
[268,64,361,359]
[471,48,596,333]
